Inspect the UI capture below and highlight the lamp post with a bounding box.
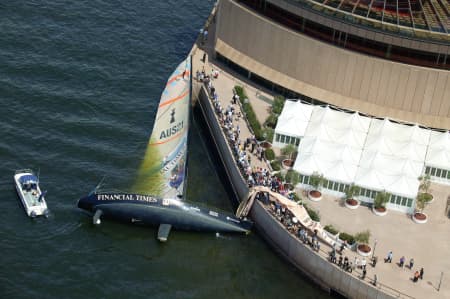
[371,239,378,259]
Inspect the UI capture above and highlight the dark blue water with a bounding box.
[0,1,326,298]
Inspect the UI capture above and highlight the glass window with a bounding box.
[333,182,339,191]
[396,197,402,205]
[401,197,407,206]
[275,134,280,142]
[296,138,300,146]
[390,195,396,203]
[436,168,442,177]
[425,166,431,174]
[339,183,345,192]
[280,135,285,143]
[360,188,365,196]
[407,198,413,207]
[431,167,436,176]
[447,170,450,179]
[285,136,291,144]
[442,170,447,179]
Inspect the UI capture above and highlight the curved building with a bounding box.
[214,0,450,129]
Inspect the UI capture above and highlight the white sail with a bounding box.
[133,57,191,198]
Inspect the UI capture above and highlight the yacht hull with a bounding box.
[78,193,252,234]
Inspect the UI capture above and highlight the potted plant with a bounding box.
[308,172,324,201]
[344,184,361,210]
[355,230,372,257]
[284,170,300,191]
[372,191,390,216]
[324,224,339,239]
[412,192,432,224]
[338,232,355,250]
[281,144,297,170]
[418,174,433,202]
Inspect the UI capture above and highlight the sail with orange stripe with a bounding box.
[133,57,191,198]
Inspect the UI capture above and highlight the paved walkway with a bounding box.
[190,15,450,299]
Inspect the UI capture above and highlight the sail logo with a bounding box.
[170,108,176,124]
[159,120,184,140]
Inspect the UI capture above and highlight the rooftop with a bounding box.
[291,0,450,41]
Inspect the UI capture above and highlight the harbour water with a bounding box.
[0,1,327,298]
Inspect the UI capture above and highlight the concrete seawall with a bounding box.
[196,84,396,299]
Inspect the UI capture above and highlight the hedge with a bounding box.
[270,160,281,171]
[265,148,275,161]
[324,225,339,235]
[338,232,355,245]
[234,86,262,140]
[304,204,320,222]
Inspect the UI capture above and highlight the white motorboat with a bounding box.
[14,169,49,218]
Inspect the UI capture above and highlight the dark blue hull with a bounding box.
[77,193,252,234]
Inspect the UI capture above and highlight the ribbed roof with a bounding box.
[299,0,450,36]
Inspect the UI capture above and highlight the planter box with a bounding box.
[356,244,372,257]
[344,198,360,210]
[412,212,428,224]
[282,159,293,170]
[308,190,322,202]
[372,207,387,216]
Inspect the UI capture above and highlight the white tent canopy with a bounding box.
[276,102,449,203]
[294,106,369,185]
[274,100,313,137]
[425,131,450,170]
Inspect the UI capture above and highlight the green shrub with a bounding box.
[416,192,433,211]
[265,148,275,161]
[262,127,274,143]
[285,170,300,186]
[264,113,278,129]
[324,225,339,235]
[374,191,390,209]
[234,86,262,140]
[270,160,281,171]
[309,172,324,190]
[273,172,283,180]
[354,230,371,244]
[291,192,300,202]
[272,95,285,115]
[338,232,355,245]
[304,204,320,222]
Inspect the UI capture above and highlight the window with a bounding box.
[296,138,300,146]
[407,199,413,207]
[425,166,431,175]
[436,168,442,177]
[275,134,280,142]
[285,136,291,144]
[442,170,447,179]
[431,167,436,176]
[360,188,366,196]
[339,183,345,192]
[401,197,407,206]
[390,195,396,203]
[396,196,402,205]
[280,135,285,143]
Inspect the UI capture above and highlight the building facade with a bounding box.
[214,0,450,130]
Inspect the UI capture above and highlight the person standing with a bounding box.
[409,258,414,270]
[386,251,393,263]
[399,256,405,268]
[420,268,424,280]
[361,257,367,270]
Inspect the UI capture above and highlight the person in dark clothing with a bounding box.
[419,268,424,280]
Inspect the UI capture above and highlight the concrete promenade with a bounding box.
[190,14,450,299]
